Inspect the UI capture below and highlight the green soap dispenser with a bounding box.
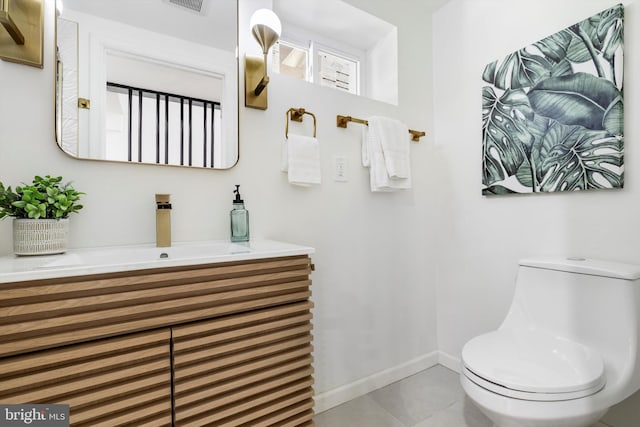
[230,185,249,242]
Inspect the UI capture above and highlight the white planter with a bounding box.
[13,218,69,256]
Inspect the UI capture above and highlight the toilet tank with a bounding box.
[502,257,640,401]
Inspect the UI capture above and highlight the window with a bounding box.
[273,39,361,96]
[317,49,359,95]
[273,39,309,81]
[271,0,397,104]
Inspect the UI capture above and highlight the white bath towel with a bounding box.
[362,117,411,192]
[282,134,321,186]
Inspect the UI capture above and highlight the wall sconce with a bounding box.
[244,8,281,110]
[0,0,43,68]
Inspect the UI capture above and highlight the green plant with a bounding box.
[0,175,84,220]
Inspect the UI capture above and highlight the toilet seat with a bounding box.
[462,329,605,402]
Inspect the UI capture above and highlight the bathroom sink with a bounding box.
[0,239,313,284]
[38,242,252,269]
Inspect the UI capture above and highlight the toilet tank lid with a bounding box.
[519,257,640,280]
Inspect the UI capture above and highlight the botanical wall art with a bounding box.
[482,4,624,195]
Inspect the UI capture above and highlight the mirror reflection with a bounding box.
[55,0,239,169]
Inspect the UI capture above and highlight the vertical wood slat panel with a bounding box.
[174,303,315,426]
[0,329,172,427]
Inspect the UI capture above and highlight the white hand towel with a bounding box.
[368,116,411,179]
[282,134,321,186]
[362,117,411,192]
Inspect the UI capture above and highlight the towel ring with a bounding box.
[286,108,317,139]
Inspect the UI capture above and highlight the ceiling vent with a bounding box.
[164,0,208,15]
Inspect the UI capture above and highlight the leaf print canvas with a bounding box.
[482,4,624,195]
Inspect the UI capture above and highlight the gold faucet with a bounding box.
[155,194,171,247]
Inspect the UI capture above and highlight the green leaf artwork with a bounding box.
[482,4,624,195]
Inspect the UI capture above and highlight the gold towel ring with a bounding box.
[286,108,317,139]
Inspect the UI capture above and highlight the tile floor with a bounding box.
[313,365,612,427]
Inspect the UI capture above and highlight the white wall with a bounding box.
[0,0,439,413]
[432,0,640,424]
[366,27,398,105]
[241,0,440,408]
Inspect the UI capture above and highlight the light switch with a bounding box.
[334,156,348,182]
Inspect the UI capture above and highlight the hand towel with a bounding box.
[282,134,321,186]
[361,117,411,192]
[368,116,411,179]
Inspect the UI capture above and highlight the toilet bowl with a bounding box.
[460,257,640,427]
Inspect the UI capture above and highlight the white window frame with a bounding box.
[272,38,311,82]
[274,29,365,97]
[314,42,361,96]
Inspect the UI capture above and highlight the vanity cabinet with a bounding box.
[0,329,173,426]
[0,254,314,426]
[173,302,315,426]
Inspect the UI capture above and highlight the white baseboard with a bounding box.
[314,351,463,414]
[314,351,440,414]
[438,351,461,373]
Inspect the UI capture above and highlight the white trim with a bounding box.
[438,351,462,373]
[314,351,440,414]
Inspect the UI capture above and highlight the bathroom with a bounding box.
[0,0,638,425]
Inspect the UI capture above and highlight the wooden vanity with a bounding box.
[0,240,315,426]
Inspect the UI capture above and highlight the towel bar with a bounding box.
[336,115,425,142]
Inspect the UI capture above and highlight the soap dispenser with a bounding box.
[230,185,249,242]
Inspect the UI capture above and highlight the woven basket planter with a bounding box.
[13,218,69,256]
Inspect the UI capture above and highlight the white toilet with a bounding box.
[461,257,640,427]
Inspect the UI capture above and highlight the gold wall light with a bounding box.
[244,8,281,110]
[0,0,43,68]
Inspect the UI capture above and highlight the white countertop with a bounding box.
[0,240,315,283]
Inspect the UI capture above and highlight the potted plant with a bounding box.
[0,175,84,255]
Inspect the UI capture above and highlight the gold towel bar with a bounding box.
[286,108,317,139]
[336,115,425,142]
